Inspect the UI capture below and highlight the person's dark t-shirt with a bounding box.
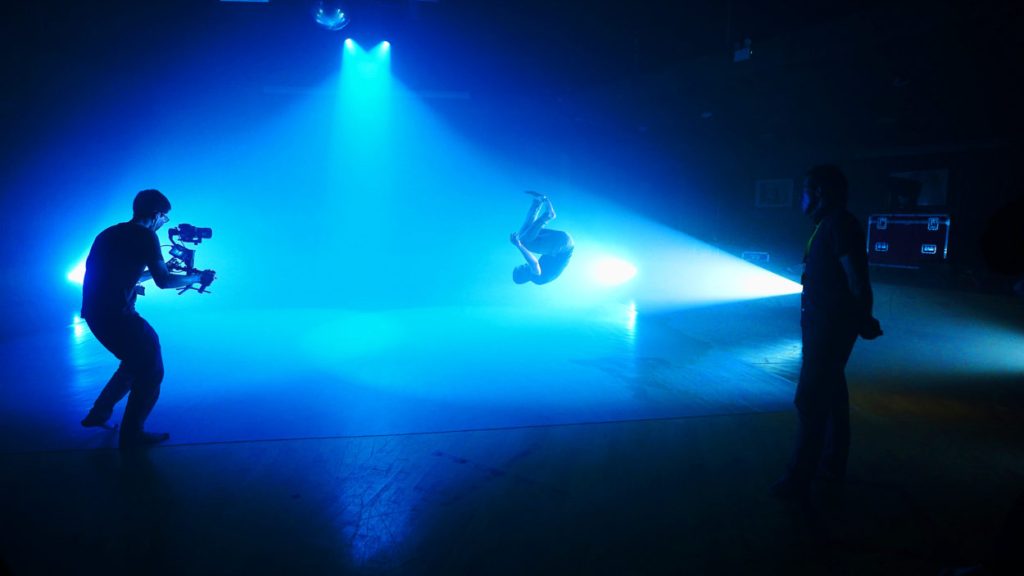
[532,247,574,285]
[802,208,867,322]
[81,223,163,319]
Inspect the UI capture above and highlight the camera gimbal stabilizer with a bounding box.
[167,224,217,294]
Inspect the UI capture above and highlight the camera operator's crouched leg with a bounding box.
[81,364,133,427]
[119,363,166,449]
[83,316,139,428]
[117,318,170,450]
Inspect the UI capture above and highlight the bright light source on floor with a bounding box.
[67,260,86,285]
[559,209,803,310]
[592,256,637,286]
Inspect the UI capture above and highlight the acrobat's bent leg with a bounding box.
[517,198,546,244]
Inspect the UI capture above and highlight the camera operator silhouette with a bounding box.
[80,189,205,449]
[510,191,575,285]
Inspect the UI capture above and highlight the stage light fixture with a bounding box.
[373,41,391,57]
[313,1,350,31]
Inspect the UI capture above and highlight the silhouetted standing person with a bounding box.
[772,165,882,500]
[80,189,202,449]
[510,191,575,285]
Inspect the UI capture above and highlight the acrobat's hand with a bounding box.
[510,232,523,247]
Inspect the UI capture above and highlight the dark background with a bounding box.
[2,0,1022,313]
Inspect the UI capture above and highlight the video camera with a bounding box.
[167,224,217,294]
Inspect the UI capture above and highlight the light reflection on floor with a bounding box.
[1,301,798,453]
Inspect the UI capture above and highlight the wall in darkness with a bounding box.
[558,0,1023,278]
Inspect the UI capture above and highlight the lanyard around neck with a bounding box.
[804,222,822,260]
